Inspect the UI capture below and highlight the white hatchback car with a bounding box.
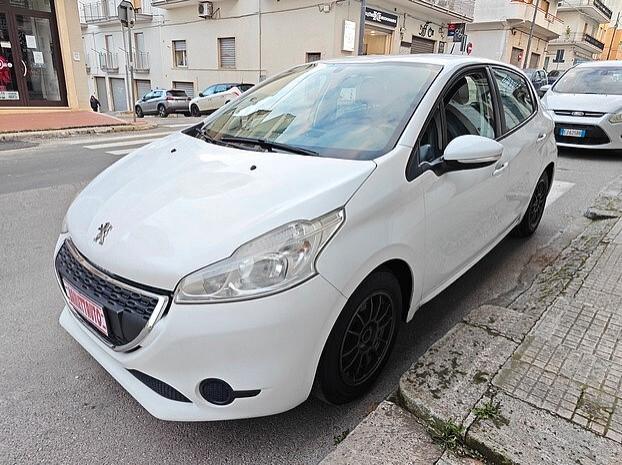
[55,55,556,421]
[189,83,254,116]
[541,61,622,150]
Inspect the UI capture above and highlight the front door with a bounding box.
[0,0,67,107]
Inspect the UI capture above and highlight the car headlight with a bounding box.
[174,209,345,303]
[609,112,622,124]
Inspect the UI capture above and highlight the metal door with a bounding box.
[411,36,435,54]
[110,77,127,111]
[135,79,150,100]
[95,76,109,112]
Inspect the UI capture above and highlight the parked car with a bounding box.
[189,83,254,116]
[524,68,549,96]
[541,60,622,150]
[135,89,191,118]
[54,55,556,421]
[547,69,563,85]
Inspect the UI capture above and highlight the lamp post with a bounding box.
[523,0,540,68]
[358,0,366,55]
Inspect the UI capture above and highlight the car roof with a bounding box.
[320,54,511,69]
[575,60,622,68]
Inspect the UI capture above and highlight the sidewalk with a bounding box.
[0,111,155,141]
[322,176,622,465]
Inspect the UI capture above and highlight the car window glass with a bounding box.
[168,90,187,97]
[444,71,496,142]
[239,84,253,92]
[214,84,228,93]
[493,68,535,132]
[418,112,441,164]
[143,91,153,100]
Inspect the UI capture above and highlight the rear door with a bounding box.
[198,85,217,111]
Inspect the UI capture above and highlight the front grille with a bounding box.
[554,123,610,146]
[129,370,191,403]
[553,110,605,118]
[55,240,169,348]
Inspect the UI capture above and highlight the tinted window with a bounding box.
[238,84,254,92]
[493,68,535,132]
[168,90,188,97]
[201,62,441,160]
[214,84,228,93]
[202,86,216,96]
[444,70,496,142]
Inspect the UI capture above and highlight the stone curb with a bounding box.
[0,122,158,142]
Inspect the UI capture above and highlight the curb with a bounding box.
[0,122,158,142]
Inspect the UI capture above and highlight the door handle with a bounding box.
[536,132,547,143]
[493,161,508,176]
[21,59,27,77]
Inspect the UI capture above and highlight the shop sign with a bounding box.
[365,7,398,28]
[342,20,356,52]
[447,23,465,43]
[0,91,19,100]
[419,22,435,38]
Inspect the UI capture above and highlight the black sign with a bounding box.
[365,7,398,28]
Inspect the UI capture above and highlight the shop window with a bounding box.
[173,40,187,67]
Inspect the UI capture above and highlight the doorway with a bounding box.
[363,26,392,55]
[0,0,67,107]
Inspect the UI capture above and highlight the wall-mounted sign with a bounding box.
[365,7,398,28]
[419,22,435,38]
[447,23,465,43]
[0,91,19,100]
[343,20,356,52]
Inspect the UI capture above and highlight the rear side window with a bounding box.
[492,68,535,132]
[238,84,253,92]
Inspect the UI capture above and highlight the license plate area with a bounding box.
[63,279,109,336]
[560,128,586,138]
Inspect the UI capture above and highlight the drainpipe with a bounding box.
[523,0,540,68]
[358,0,366,55]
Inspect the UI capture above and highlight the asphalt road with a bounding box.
[1,118,621,465]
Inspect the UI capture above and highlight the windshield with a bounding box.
[200,62,441,160]
[553,66,622,95]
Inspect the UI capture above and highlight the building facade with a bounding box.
[467,0,564,69]
[600,25,622,59]
[79,0,474,113]
[0,0,89,114]
[546,0,611,71]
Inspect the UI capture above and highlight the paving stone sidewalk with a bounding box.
[321,176,622,465]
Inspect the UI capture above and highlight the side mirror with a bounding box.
[198,92,204,97]
[443,135,503,169]
[539,84,552,96]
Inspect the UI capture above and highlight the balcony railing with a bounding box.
[557,0,612,21]
[133,51,149,72]
[551,32,605,51]
[98,51,119,72]
[79,0,153,24]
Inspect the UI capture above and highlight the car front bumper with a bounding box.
[551,113,622,150]
[59,271,346,421]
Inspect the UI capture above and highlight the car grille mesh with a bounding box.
[55,241,164,347]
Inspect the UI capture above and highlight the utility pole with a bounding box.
[118,0,136,122]
[523,0,540,68]
[607,12,620,60]
[358,0,366,55]
[127,19,136,122]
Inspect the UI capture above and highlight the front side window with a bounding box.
[418,110,442,164]
[553,66,622,95]
[173,40,187,67]
[444,70,496,142]
[201,62,441,160]
[493,68,535,132]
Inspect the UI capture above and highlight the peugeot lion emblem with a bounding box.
[94,222,113,245]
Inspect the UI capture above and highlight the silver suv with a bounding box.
[135,89,191,118]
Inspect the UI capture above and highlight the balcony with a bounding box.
[79,0,153,25]
[550,32,606,52]
[133,51,150,73]
[557,0,612,23]
[507,0,564,39]
[150,0,191,8]
[98,51,119,72]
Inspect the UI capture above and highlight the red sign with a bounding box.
[466,42,473,55]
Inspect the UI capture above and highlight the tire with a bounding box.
[512,171,550,237]
[183,112,192,117]
[157,104,168,118]
[315,270,401,404]
[190,104,201,117]
[135,106,144,118]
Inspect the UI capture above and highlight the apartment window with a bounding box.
[306,52,321,63]
[218,37,236,68]
[554,49,565,62]
[104,34,113,52]
[173,40,187,67]
[134,32,145,52]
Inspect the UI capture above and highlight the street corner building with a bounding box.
[0,0,90,115]
[78,0,475,113]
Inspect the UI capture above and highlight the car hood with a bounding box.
[542,91,622,113]
[66,132,376,290]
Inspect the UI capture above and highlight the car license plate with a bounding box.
[63,280,109,336]
[560,128,586,138]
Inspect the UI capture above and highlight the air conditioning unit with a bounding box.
[198,1,213,18]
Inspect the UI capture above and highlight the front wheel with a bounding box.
[190,104,201,117]
[157,105,168,118]
[315,271,401,404]
[135,106,144,118]
[512,171,550,237]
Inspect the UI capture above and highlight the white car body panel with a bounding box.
[190,87,241,113]
[55,55,557,421]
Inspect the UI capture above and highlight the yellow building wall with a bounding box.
[600,28,622,61]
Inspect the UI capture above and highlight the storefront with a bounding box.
[363,6,398,55]
[0,0,88,112]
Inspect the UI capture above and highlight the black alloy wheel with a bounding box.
[191,104,201,117]
[158,105,168,118]
[316,270,401,404]
[135,106,144,118]
[513,171,550,237]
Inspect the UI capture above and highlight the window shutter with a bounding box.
[219,38,236,68]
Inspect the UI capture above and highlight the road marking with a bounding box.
[69,131,175,145]
[162,123,194,128]
[545,180,574,209]
[84,138,162,150]
[107,148,135,156]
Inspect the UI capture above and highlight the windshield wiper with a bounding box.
[220,136,319,156]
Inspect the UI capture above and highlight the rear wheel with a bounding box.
[158,104,168,118]
[315,271,401,404]
[135,106,144,118]
[190,104,201,117]
[512,171,550,237]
